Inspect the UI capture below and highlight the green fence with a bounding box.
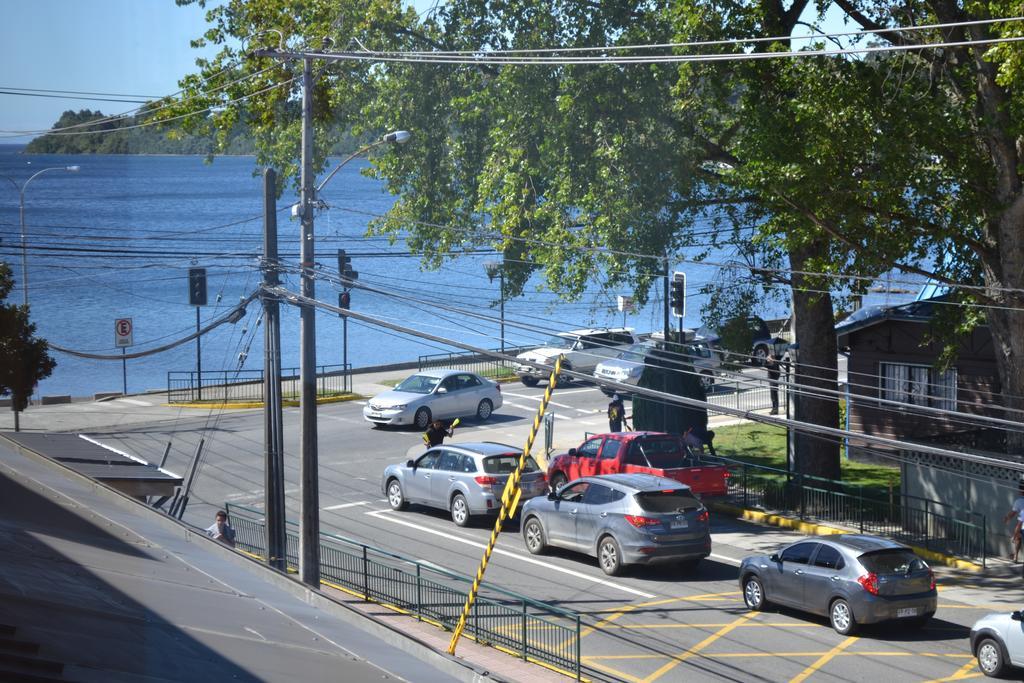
[167,364,351,403]
[715,457,987,566]
[225,503,581,678]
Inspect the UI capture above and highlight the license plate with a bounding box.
[897,607,919,618]
[670,519,689,529]
[368,412,382,418]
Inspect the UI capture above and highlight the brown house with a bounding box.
[835,296,1002,449]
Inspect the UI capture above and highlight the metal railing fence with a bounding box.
[417,347,534,380]
[167,364,351,403]
[714,457,987,565]
[225,503,582,678]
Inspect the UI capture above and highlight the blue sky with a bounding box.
[1,1,220,144]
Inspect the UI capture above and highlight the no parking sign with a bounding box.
[115,318,133,348]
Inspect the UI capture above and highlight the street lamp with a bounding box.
[484,260,505,355]
[294,125,410,587]
[1,165,81,307]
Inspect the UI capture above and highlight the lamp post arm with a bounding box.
[315,139,387,194]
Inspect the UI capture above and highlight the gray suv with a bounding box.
[382,442,548,527]
[739,535,937,634]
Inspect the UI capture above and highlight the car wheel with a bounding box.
[549,472,568,492]
[700,371,715,391]
[598,535,624,576]
[977,637,1007,677]
[386,479,408,511]
[558,362,574,385]
[450,493,471,527]
[476,399,493,421]
[521,376,539,387]
[413,407,432,430]
[829,598,857,635]
[523,517,547,555]
[753,345,768,365]
[743,576,766,610]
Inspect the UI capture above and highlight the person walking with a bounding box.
[1004,481,1024,562]
[206,510,236,548]
[765,352,781,415]
[608,394,628,432]
[424,419,454,447]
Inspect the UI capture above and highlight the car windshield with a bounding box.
[632,437,694,468]
[395,374,441,394]
[482,454,539,474]
[858,549,929,574]
[635,490,701,513]
[543,335,577,349]
[617,345,648,363]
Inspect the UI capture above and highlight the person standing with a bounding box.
[608,394,627,432]
[765,352,781,415]
[1004,481,1024,562]
[424,419,454,447]
[206,510,236,548]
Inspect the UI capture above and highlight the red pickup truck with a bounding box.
[547,431,730,498]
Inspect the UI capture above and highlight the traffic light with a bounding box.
[188,268,207,307]
[337,249,358,284]
[338,290,351,315]
[670,271,685,318]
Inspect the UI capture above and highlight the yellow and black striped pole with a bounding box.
[447,355,564,655]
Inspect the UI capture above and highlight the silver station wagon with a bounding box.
[520,474,711,576]
[739,535,937,634]
[382,442,548,526]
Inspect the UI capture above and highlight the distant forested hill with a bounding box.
[26,109,372,156]
[25,109,255,155]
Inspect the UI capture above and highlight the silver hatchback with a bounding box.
[381,442,548,527]
[739,535,937,634]
[520,474,711,576]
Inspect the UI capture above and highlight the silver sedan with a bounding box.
[363,368,502,429]
[739,535,937,634]
[520,474,711,576]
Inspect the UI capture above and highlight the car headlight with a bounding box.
[390,404,407,410]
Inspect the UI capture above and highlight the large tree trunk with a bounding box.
[789,242,841,480]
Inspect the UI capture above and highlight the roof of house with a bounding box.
[835,294,954,339]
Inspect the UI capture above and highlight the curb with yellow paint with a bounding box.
[165,393,366,409]
[708,501,982,572]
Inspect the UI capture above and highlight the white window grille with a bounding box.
[879,362,957,411]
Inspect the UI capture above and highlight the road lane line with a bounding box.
[323,501,370,511]
[365,509,655,598]
[502,393,579,410]
[788,635,858,683]
[643,612,757,683]
[921,658,983,682]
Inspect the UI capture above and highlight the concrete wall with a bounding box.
[900,447,1022,558]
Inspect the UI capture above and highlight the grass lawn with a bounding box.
[713,422,900,498]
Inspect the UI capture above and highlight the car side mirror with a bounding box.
[547,491,558,500]
[573,341,583,350]
[406,459,415,468]
[770,553,781,563]
[568,448,577,456]
[1013,611,1024,622]
[436,387,448,394]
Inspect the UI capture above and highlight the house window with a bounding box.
[880,363,957,411]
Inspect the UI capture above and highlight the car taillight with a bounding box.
[697,510,709,523]
[723,471,730,479]
[538,472,547,482]
[929,570,936,591]
[624,515,661,528]
[857,572,879,595]
[475,476,500,486]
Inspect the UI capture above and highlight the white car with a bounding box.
[971,609,1024,677]
[363,368,502,429]
[514,328,638,387]
[593,340,721,394]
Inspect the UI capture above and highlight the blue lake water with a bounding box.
[1,144,788,398]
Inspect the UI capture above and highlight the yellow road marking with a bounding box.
[789,635,858,683]
[602,622,821,630]
[643,612,756,682]
[921,658,982,682]
[585,652,973,662]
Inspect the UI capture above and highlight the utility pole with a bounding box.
[262,168,287,571]
[298,56,321,587]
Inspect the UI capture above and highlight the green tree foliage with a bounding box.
[0,264,56,411]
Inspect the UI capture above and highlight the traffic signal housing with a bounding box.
[337,249,358,284]
[338,290,351,315]
[188,267,208,307]
[670,271,685,318]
